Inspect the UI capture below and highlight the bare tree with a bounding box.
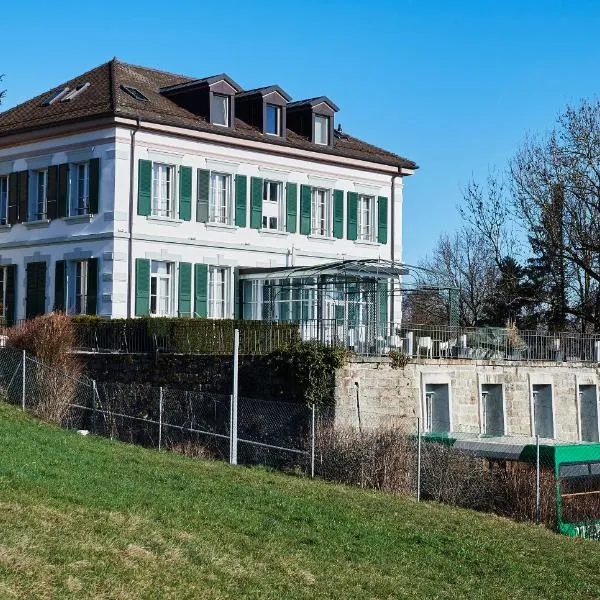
[0,74,5,105]
[417,228,498,326]
[511,99,600,331]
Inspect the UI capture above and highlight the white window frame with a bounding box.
[73,260,88,315]
[211,94,230,127]
[261,180,284,231]
[314,115,330,145]
[311,187,332,236]
[357,194,376,242]
[150,260,175,316]
[0,265,8,322]
[208,266,230,319]
[33,169,48,221]
[69,162,90,216]
[0,175,8,225]
[265,104,281,136]
[151,162,176,218]
[209,172,233,225]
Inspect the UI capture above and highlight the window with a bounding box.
[61,82,90,102]
[42,87,70,106]
[579,385,599,442]
[265,104,281,135]
[314,115,330,145]
[69,162,90,216]
[211,94,230,126]
[32,169,48,221]
[74,260,88,315]
[0,176,8,225]
[262,180,283,230]
[208,267,229,319]
[150,261,174,316]
[209,172,232,224]
[121,85,148,102]
[243,280,263,320]
[0,266,7,322]
[358,195,375,241]
[151,163,175,218]
[424,383,451,433]
[532,384,554,438]
[311,188,331,236]
[481,384,504,436]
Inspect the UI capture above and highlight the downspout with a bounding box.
[390,168,401,324]
[126,117,141,319]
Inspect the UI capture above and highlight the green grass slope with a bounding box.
[1,403,599,600]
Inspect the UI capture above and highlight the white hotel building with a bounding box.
[0,59,416,337]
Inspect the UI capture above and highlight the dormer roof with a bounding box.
[0,59,417,171]
[237,85,291,102]
[287,96,339,112]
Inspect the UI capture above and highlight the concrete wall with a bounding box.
[336,358,600,442]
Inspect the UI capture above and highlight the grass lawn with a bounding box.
[1,403,600,599]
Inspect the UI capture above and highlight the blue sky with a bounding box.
[2,0,600,264]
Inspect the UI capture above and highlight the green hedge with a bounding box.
[71,316,301,355]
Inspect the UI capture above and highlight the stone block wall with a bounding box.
[336,358,600,441]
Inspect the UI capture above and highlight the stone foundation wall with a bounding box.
[336,358,600,441]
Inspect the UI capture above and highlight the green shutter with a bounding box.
[233,268,240,319]
[47,166,58,220]
[18,171,28,223]
[347,192,358,241]
[235,175,247,227]
[194,264,208,318]
[178,166,192,221]
[197,169,210,222]
[86,258,98,315]
[250,177,263,229]
[7,173,18,225]
[5,265,16,326]
[178,262,192,317]
[333,189,344,239]
[58,164,69,218]
[286,183,297,233]
[300,185,312,235]
[54,260,66,311]
[134,258,150,316]
[26,261,46,319]
[137,159,152,216]
[89,158,100,214]
[377,196,388,244]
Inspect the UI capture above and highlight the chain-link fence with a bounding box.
[0,347,314,474]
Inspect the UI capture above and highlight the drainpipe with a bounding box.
[126,117,141,319]
[390,168,401,325]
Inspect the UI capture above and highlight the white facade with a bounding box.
[0,117,409,322]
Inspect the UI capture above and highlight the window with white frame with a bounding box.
[311,188,331,236]
[209,172,232,225]
[265,104,281,135]
[243,279,263,320]
[211,94,230,126]
[73,260,88,315]
[151,163,175,218]
[33,169,48,221]
[150,261,174,316]
[208,266,229,319]
[69,162,90,216]
[262,180,284,230]
[0,176,8,225]
[314,115,330,145]
[358,195,376,241]
[0,266,7,321]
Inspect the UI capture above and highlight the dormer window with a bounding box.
[211,94,230,126]
[314,115,330,145]
[265,104,281,136]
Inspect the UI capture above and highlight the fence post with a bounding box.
[21,349,26,411]
[92,379,98,434]
[535,434,541,525]
[310,404,316,478]
[230,329,239,465]
[417,416,422,502]
[158,386,163,451]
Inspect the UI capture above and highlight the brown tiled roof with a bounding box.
[0,59,417,171]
